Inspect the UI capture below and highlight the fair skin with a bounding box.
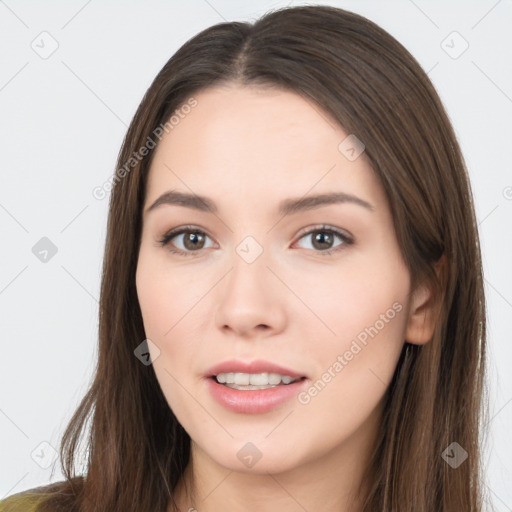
[136,84,437,512]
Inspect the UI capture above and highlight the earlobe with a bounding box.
[405,256,447,345]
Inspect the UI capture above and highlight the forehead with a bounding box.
[145,84,384,213]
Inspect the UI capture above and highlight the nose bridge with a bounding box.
[234,232,266,266]
[226,231,273,299]
[214,229,287,335]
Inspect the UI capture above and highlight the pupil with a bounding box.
[313,231,332,250]
[184,232,204,250]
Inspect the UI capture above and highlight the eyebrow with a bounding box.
[145,190,374,216]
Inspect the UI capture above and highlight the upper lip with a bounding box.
[204,359,307,379]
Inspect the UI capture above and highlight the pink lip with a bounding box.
[204,359,307,379]
[205,376,308,414]
[203,359,308,414]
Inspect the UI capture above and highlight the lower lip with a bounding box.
[205,376,308,414]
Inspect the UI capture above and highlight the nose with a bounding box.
[214,250,287,339]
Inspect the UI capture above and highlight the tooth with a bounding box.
[215,372,300,386]
[233,372,250,385]
[226,384,275,390]
[249,373,269,385]
[268,373,281,385]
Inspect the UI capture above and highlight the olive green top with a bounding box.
[0,489,47,512]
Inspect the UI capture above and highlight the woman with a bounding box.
[0,4,490,512]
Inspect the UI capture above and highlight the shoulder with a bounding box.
[0,478,84,512]
[0,487,46,512]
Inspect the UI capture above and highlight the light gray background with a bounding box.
[0,0,511,509]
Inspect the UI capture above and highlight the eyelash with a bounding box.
[157,224,354,258]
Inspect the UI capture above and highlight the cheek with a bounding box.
[292,250,410,406]
[291,249,409,346]
[136,249,207,377]
[136,247,202,340]
[136,270,169,343]
[136,254,202,421]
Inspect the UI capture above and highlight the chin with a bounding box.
[197,438,304,475]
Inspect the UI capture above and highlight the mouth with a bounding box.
[205,372,309,414]
[203,360,309,413]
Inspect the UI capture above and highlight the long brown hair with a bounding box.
[15,5,489,511]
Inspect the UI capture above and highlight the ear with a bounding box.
[405,256,447,345]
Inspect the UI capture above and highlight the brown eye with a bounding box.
[295,226,353,256]
[158,227,215,257]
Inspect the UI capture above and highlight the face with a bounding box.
[136,84,415,476]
